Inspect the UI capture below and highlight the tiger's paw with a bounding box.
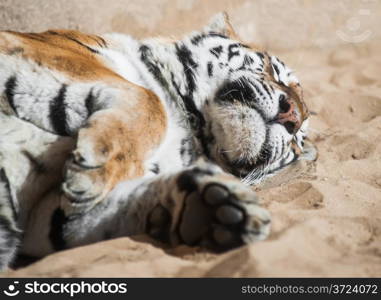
[61,148,109,213]
[147,168,271,251]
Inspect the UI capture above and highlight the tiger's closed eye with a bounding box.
[278,94,290,114]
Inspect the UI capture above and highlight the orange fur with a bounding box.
[0,30,118,80]
[77,88,167,198]
[0,29,168,200]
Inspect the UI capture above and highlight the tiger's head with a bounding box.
[188,13,316,185]
[140,12,317,185]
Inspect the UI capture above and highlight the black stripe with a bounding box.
[249,80,269,119]
[198,130,214,160]
[5,76,17,115]
[50,84,69,136]
[209,46,223,58]
[86,35,102,47]
[228,43,240,61]
[267,151,299,176]
[66,36,99,54]
[24,33,46,42]
[191,34,204,45]
[207,62,213,77]
[174,43,206,143]
[256,52,265,61]
[89,35,107,48]
[170,73,208,159]
[0,215,20,251]
[140,43,207,156]
[250,79,264,98]
[97,36,107,47]
[0,168,18,221]
[46,30,59,35]
[85,89,95,118]
[150,163,160,174]
[237,55,255,72]
[47,31,99,54]
[140,45,168,89]
[281,138,286,155]
[49,208,67,251]
[242,54,254,66]
[261,82,272,99]
[272,62,280,78]
[191,32,228,45]
[175,44,198,96]
[272,139,280,162]
[170,73,205,130]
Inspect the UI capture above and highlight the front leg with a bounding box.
[60,162,271,252]
[61,88,167,214]
[61,110,136,211]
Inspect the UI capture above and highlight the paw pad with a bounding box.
[147,204,171,242]
[177,183,269,251]
[216,205,244,225]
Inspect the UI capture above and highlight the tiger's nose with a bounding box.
[276,97,301,134]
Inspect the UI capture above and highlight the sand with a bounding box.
[1,0,381,277]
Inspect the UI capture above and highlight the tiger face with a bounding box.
[194,14,311,185]
[204,55,309,185]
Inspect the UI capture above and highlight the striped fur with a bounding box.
[0,13,314,269]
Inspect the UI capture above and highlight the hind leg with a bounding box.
[0,169,20,271]
[144,164,271,250]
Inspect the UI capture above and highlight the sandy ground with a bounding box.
[1,0,381,277]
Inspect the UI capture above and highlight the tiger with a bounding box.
[0,12,316,270]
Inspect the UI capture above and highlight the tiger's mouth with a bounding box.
[207,98,308,182]
[218,126,307,183]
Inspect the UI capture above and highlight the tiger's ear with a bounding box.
[203,12,240,39]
